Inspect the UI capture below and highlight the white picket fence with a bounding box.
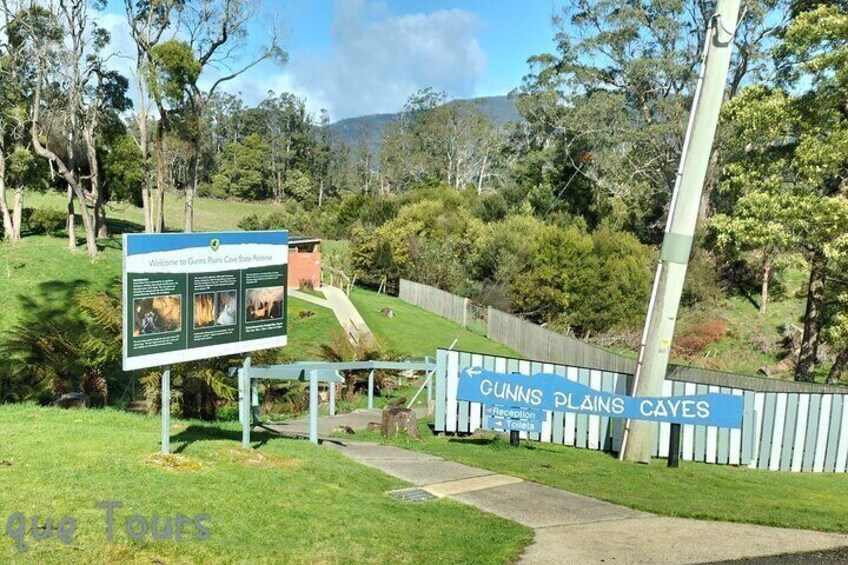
[435,349,848,473]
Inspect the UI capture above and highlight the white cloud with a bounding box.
[278,0,487,120]
[98,11,137,69]
[91,0,486,121]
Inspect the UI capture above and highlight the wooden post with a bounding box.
[161,366,171,454]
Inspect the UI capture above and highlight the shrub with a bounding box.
[216,402,239,421]
[509,225,653,335]
[407,237,467,292]
[237,213,263,231]
[477,193,508,223]
[237,204,314,236]
[28,207,66,236]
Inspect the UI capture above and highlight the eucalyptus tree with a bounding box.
[254,92,313,203]
[171,0,286,232]
[778,1,848,382]
[515,0,786,242]
[125,0,180,233]
[23,0,130,256]
[0,0,35,242]
[713,2,848,381]
[380,89,498,193]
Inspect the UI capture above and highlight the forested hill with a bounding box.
[329,95,520,155]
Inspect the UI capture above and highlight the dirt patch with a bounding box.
[143,453,203,472]
[674,319,730,358]
[222,448,301,469]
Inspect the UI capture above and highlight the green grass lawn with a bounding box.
[16,190,278,233]
[0,234,123,333]
[347,422,848,534]
[349,288,519,358]
[285,300,339,361]
[0,405,531,564]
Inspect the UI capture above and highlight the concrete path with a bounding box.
[289,288,331,309]
[321,285,374,345]
[289,285,373,345]
[263,411,848,564]
[265,408,427,439]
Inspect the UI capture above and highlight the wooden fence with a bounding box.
[487,307,635,374]
[435,349,848,473]
[399,279,468,327]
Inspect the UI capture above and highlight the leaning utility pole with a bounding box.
[620,0,741,463]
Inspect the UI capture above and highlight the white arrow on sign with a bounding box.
[465,367,483,377]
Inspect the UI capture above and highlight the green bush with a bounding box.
[28,207,66,236]
[216,402,239,421]
[509,224,653,335]
[238,213,264,231]
[237,204,314,235]
[477,193,508,222]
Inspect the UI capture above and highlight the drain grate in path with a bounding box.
[387,487,438,503]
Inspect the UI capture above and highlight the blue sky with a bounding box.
[102,0,564,121]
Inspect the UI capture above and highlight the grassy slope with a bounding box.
[349,288,519,358]
[0,406,530,564]
[673,265,832,380]
[349,424,848,534]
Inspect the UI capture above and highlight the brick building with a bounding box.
[288,237,321,289]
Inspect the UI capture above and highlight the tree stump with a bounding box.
[54,392,89,409]
[381,406,420,438]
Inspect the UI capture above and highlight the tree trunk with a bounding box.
[83,122,106,241]
[96,201,108,238]
[699,147,721,221]
[319,178,324,207]
[826,350,848,385]
[154,122,167,233]
[184,184,194,233]
[73,187,98,257]
[184,150,197,233]
[477,151,489,195]
[11,186,23,241]
[760,254,771,315]
[135,58,154,234]
[0,148,15,241]
[67,186,77,251]
[795,254,827,382]
[141,183,153,233]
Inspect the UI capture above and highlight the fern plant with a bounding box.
[318,331,398,402]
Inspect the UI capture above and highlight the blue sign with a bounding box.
[484,405,546,422]
[482,405,546,434]
[485,416,541,433]
[457,367,743,428]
